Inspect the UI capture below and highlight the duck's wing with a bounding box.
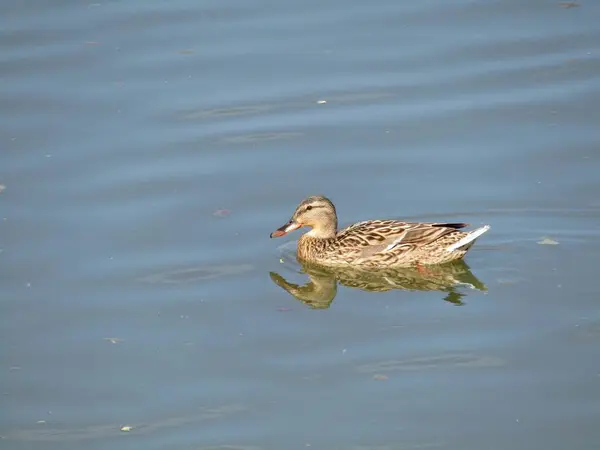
[336,220,468,258]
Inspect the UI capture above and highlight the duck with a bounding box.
[270,195,489,268]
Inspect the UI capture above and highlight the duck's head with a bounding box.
[270,195,338,239]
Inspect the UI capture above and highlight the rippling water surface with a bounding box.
[2,1,600,449]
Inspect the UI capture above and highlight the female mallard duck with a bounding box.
[270,195,489,267]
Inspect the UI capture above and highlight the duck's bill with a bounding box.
[270,221,301,238]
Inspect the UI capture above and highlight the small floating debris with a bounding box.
[538,237,559,245]
[36,420,46,424]
[0,184,5,194]
[373,374,389,381]
[178,49,194,55]
[316,100,327,104]
[222,132,301,144]
[279,258,284,264]
[104,338,123,344]
[212,209,231,218]
[120,425,134,432]
[558,2,579,7]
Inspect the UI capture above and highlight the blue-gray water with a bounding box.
[2,1,600,449]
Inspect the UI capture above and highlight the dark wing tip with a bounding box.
[433,222,470,230]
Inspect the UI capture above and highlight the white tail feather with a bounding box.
[446,225,490,252]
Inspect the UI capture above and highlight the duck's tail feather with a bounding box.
[446,225,490,252]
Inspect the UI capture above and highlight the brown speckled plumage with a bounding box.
[270,195,489,268]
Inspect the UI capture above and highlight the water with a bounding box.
[2,1,600,449]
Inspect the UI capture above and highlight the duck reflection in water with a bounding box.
[270,259,487,309]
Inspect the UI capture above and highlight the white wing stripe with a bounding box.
[383,231,407,252]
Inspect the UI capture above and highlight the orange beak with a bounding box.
[270,220,302,238]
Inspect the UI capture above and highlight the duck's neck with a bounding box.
[305,222,337,239]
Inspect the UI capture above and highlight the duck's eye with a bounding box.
[306,205,313,211]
